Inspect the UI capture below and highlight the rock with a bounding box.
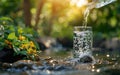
[38,66,45,70]
[44,57,53,61]
[103,37,120,51]
[36,37,65,51]
[12,60,34,69]
[54,65,65,71]
[54,65,73,71]
[57,37,73,48]
[36,37,58,49]
[67,55,95,65]
[80,55,94,63]
[94,37,120,51]
[44,66,54,71]
[2,63,12,69]
[37,41,47,51]
[0,47,25,63]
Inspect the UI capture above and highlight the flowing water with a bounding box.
[83,0,116,27]
[72,5,93,63]
[0,50,120,75]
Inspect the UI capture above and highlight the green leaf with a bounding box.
[8,32,17,40]
[0,17,13,22]
[0,44,4,51]
[18,27,23,34]
[0,41,5,50]
[19,51,27,55]
[0,47,4,51]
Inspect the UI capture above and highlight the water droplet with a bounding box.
[46,70,51,74]
[92,65,95,68]
[91,69,95,72]
[106,54,110,57]
[96,69,100,72]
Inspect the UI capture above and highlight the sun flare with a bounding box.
[70,0,88,7]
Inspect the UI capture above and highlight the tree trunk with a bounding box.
[34,0,46,30]
[47,1,59,35]
[23,0,32,27]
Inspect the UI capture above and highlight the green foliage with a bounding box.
[0,0,24,27]
[8,32,17,40]
[88,0,120,39]
[0,0,22,16]
[0,0,120,40]
[0,17,40,60]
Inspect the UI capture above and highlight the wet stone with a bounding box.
[31,65,38,70]
[80,55,93,63]
[44,57,53,61]
[54,65,65,71]
[0,58,78,72]
[2,63,12,69]
[49,59,58,64]
[38,66,45,70]
[44,66,54,71]
[34,62,43,66]
[12,60,34,69]
[54,65,73,71]
[7,68,22,72]
[42,61,50,66]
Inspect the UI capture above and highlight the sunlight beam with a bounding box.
[70,0,88,7]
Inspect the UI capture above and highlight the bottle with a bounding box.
[95,0,116,8]
[87,0,116,9]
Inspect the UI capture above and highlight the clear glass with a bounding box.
[73,26,93,58]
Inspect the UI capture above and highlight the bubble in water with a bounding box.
[73,30,93,58]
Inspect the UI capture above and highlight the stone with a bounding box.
[0,47,25,63]
[79,55,93,63]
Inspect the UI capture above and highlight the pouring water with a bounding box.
[71,0,116,64]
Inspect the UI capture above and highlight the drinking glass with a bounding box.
[73,26,93,58]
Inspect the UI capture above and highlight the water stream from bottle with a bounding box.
[72,0,116,63]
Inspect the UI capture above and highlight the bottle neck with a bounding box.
[86,0,116,9]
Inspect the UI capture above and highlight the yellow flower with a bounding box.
[27,48,33,54]
[5,40,11,44]
[27,48,37,55]
[5,40,12,49]
[19,35,26,41]
[33,49,37,53]
[30,41,35,47]
[20,44,25,49]
[20,43,29,50]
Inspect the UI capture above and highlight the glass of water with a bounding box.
[73,26,93,58]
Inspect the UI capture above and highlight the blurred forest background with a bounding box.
[0,0,120,50]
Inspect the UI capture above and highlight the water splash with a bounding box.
[73,27,94,64]
[73,30,93,58]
